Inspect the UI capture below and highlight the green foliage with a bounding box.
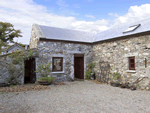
[88,62,95,69]
[110,72,120,80]
[35,62,51,77]
[0,21,22,43]
[0,49,36,85]
[7,75,19,85]
[27,49,33,59]
[0,39,8,54]
[38,77,53,82]
[85,69,92,79]
[0,22,22,54]
[10,49,34,65]
[109,68,121,82]
[85,62,95,79]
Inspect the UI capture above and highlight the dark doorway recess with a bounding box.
[74,54,84,79]
[24,57,36,84]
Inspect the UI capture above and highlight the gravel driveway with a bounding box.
[0,80,150,113]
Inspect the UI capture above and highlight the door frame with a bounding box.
[74,54,84,79]
[24,57,36,84]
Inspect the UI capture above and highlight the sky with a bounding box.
[0,0,150,44]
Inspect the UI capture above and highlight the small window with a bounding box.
[123,24,141,33]
[128,57,135,70]
[52,57,63,72]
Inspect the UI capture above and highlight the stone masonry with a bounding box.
[93,34,150,90]
[0,49,38,84]
[36,40,93,82]
[1,25,150,90]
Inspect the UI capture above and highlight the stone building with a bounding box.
[29,24,95,82]
[29,18,150,89]
[1,18,149,89]
[1,43,29,55]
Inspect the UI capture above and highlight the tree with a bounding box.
[0,21,22,54]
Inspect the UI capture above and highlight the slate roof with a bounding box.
[38,25,95,43]
[7,43,25,52]
[34,18,150,43]
[94,18,150,42]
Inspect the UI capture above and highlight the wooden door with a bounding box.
[74,54,84,79]
[30,58,36,83]
[24,58,36,83]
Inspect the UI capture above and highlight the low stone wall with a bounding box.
[0,49,38,84]
[0,56,24,84]
[93,34,150,90]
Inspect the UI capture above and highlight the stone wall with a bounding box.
[93,34,150,89]
[29,25,39,49]
[36,40,93,82]
[0,56,24,84]
[0,49,38,84]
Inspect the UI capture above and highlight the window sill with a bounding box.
[126,70,136,73]
[51,71,64,74]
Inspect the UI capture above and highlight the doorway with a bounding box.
[74,54,84,79]
[24,58,36,84]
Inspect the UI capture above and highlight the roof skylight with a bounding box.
[123,24,141,33]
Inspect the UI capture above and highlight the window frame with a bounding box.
[128,57,135,70]
[123,24,141,33]
[52,57,63,72]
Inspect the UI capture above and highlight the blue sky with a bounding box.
[0,0,150,44]
[33,0,150,20]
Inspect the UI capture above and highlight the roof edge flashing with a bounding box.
[39,37,93,43]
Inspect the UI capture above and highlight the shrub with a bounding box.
[109,68,121,83]
[35,62,51,77]
[85,62,95,79]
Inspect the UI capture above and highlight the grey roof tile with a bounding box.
[33,18,150,43]
[94,18,150,42]
[38,25,95,43]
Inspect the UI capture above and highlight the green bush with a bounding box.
[109,68,121,82]
[85,69,92,79]
[35,62,51,77]
[85,62,95,79]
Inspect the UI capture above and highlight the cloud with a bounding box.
[0,0,108,44]
[56,0,68,9]
[85,15,95,18]
[108,13,119,17]
[2,1,150,45]
[72,19,109,33]
[112,4,150,27]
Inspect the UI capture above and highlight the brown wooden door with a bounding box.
[24,58,36,83]
[74,54,84,79]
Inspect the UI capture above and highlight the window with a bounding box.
[123,24,141,33]
[52,57,63,72]
[128,57,135,70]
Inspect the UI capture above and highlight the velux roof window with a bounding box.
[123,24,141,33]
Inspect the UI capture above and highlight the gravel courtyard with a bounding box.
[0,80,150,113]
